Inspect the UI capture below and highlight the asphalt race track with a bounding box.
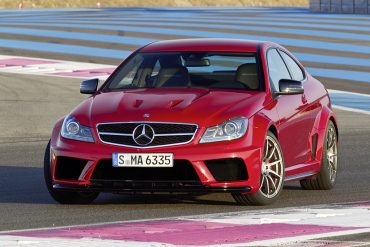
[1,71,370,231]
[0,7,369,244]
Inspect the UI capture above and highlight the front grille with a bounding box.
[91,159,200,181]
[97,122,197,148]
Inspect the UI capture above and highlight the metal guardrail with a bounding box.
[310,0,370,14]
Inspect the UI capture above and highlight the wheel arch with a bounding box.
[329,116,339,141]
[268,124,278,140]
[313,103,338,164]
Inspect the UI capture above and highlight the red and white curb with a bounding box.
[0,55,115,80]
[1,201,369,246]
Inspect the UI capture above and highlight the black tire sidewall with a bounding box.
[43,140,98,204]
[319,121,337,188]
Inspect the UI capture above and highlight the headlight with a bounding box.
[61,115,94,143]
[199,117,248,143]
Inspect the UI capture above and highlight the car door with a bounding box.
[279,50,323,162]
[266,48,311,168]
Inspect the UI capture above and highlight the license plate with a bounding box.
[112,153,174,167]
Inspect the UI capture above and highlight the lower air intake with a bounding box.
[205,158,248,182]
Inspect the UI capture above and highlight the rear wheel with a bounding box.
[44,141,99,204]
[300,121,338,190]
[232,131,285,205]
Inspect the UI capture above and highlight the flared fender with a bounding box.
[312,97,338,166]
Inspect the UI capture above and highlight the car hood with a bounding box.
[72,88,266,128]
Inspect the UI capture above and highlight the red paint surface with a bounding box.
[0,58,57,67]
[52,68,114,77]
[140,38,259,53]
[3,220,361,245]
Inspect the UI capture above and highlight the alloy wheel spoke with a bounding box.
[267,145,276,161]
[265,176,270,195]
[259,175,266,191]
[329,160,336,171]
[269,170,282,179]
[329,164,335,179]
[328,129,336,149]
[268,160,281,167]
[326,127,337,182]
[328,138,335,149]
[267,175,277,192]
[264,141,269,159]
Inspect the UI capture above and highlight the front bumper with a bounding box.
[53,181,251,194]
[50,132,262,194]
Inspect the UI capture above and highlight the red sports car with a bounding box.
[44,39,339,205]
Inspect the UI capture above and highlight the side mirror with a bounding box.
[276,79,304,95]
[80,78,99,94]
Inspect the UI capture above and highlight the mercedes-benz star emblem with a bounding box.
[132,124,155,146]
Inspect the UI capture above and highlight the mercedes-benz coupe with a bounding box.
[44,39,338,205]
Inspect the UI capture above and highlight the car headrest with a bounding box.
[157,66,190,88]
[159,55,183,67]
[235,63,259,90]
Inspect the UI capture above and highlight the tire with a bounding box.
[300,121,338,190]
[232,131,285,206]
[44,140,99,204]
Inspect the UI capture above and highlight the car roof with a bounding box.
[140,38,262,53]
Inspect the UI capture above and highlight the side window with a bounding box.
[267,49,291,91]
[280,52,305,81]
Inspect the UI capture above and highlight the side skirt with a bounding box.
[284,171,317,182]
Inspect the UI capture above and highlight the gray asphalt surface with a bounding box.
[0,73,369,231]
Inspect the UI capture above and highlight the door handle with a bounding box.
[301,94,307,104]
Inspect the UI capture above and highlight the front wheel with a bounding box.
[233,131,285,205]
[44,141,99,204]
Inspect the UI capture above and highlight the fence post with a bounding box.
[331,0,342,12]
[354,0,368,13]
[310,0,321,12]
[310,0,369,13]
[342,0,355,13]
[321,0,331,11]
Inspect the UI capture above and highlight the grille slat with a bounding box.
[97,122,197,148]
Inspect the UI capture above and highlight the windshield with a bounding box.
[106,52,260,91]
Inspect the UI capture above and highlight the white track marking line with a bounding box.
[0,55,116,80]
[1,201,369,229]
[332,105,370,115]
[328,89,370,98]
[226,228,370,247]
[0,236,168,247]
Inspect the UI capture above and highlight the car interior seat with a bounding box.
[235,63,259,90]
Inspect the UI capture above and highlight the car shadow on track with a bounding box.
[0,165,310,207]
[0,166,55,204]
[0,166,240,205]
